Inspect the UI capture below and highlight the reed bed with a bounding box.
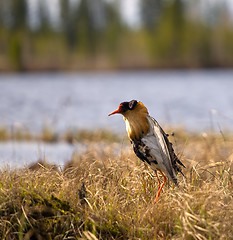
[0,131,232,239]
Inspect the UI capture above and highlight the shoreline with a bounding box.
[1,65,233,73]
[0,65,233,75]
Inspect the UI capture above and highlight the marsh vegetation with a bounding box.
[0,130,232,239]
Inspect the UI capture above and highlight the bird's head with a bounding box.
[108,100,149,139]
[108,100,149,117]
[108,100,138,116]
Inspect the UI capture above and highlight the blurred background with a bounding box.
[0,0,233,167]
[0,0,233,70]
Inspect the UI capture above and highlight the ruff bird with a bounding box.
[108,100,185,203]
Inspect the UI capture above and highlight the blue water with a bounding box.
[0,70,233,133]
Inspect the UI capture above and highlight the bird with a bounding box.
[108,100,185,203]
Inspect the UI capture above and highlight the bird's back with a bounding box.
[131,115,184,184]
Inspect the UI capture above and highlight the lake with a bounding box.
[0,69,233,168]
[1,69,233,132]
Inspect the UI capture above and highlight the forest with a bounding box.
[0,0,233,71]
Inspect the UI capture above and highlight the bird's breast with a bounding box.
[124,115,150,140]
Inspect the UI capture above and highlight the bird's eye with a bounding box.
[129,100,137,109]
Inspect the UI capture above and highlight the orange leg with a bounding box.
[154,170,167,204]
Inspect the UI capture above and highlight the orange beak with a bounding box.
[108,105,122,116]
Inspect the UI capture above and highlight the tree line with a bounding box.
[0,0,233,71]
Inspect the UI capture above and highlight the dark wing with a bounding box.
[149,116,185,176]
[131,115,178,184]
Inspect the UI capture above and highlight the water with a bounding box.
[0,141,74,169]
[0,70,233,168]
[1,70,233,133]
[0,141,125,169]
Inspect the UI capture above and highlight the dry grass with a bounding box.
[0,126,119,143]
[0,131,232,239]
